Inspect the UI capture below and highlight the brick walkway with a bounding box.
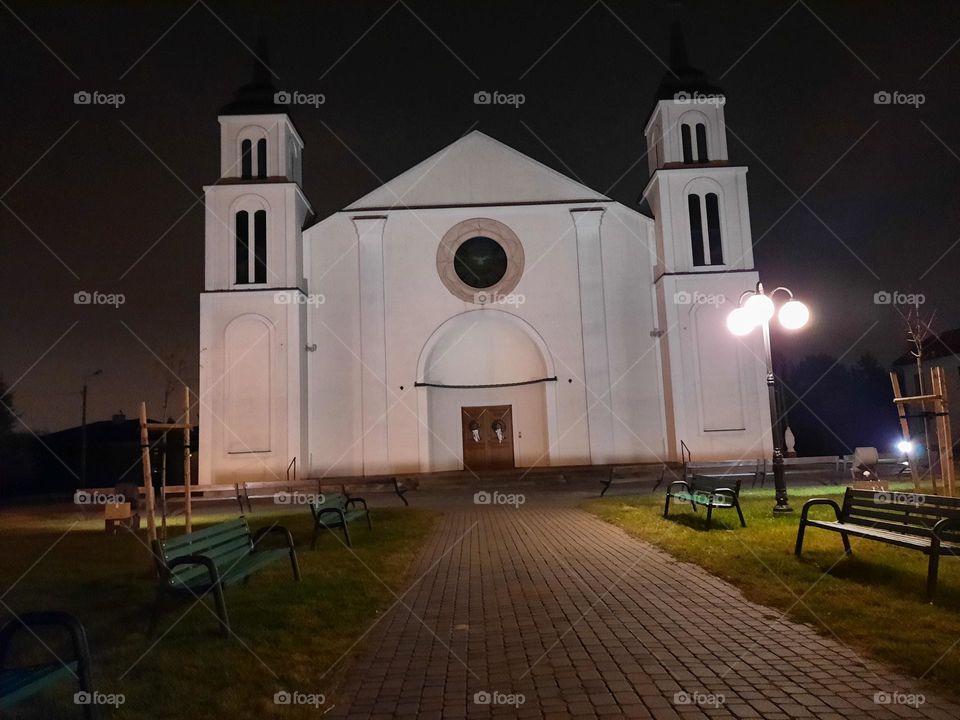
[329,495,958,719]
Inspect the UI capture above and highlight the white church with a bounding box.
[198,31,773,485]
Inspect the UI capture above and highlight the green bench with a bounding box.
[0,612,97,718]
[309,493,371,549]
[151,517,301,635]
[796,488,960,601]
[663,475,746,530]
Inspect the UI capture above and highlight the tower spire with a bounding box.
[220,32,287,115]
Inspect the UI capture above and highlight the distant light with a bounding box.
[778,300,810,330]
[744,293,775,325]
[897,439,914,455]
[726,307,755,336]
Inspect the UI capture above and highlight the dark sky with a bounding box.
[2,0,960,432]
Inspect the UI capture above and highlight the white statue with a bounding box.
[784,425,796,457]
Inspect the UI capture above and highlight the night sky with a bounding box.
[2,0,960,432]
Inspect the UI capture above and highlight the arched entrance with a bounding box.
[415,310,558,472]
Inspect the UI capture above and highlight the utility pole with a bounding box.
[80,369,102,488]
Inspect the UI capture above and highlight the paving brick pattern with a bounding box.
[329,498,959,719]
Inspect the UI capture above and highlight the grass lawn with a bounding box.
[584,484,960,699]
[0,503,437,718]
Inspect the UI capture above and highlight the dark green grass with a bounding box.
[0,504,436,718]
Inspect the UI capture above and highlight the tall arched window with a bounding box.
[681,124,693,164]
[705,193,723,264]
[253,210,267,283]
[235,210,250,283]
[257,139,267,179]
[687,195,705,266]
[241,139,252,179]
[687,192,724,266]
[235,208,268,284]
[695,123,708,162]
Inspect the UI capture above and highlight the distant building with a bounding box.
[199,28,775,484]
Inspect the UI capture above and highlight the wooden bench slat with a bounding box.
[162,518,249,551]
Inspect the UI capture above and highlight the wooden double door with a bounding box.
[461,405,514,471]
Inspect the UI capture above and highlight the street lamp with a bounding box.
[80,369,103,488]
[727,282,809,514]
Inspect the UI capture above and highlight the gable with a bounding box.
[345,130,609,210]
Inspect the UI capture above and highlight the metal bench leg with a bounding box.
[663,494,671,518]
[928,551,941,602]
[211,582,230,636]
[840,532,852,555]
[705,505,713,530]
[794,522,806,557]
[342,521,352,548]
[289,548,302,581]
[366,511,372,531]
[734,498,747,528]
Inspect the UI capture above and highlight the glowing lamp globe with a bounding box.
[726,307,755,336]
[778,300,810,330]
[743,293,775,325]
[897,439,914,455]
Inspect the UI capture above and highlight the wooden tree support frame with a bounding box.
[140,386,194,543]
[890,368,955,497]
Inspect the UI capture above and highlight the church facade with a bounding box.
[198,43,773,485]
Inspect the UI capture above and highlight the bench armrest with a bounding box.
[799,498,843,523]
[0,612,92,673]
[346,497,368,512]
[666,480,690,493]
[166,554,223,588]
[252,525,296,553]
[931,517,960,541]
[312,506,346,523]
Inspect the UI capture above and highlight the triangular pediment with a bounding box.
[345,130,609,210]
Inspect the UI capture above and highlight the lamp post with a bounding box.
[727,282,809,514]
[80,369,103,488]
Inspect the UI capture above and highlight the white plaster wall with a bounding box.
[656,272,773,461]
[198,291,305,484]
[304,199,668,475]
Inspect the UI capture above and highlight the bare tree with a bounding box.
[903,305,938,482]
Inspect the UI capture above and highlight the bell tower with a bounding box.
[642,22,772,461]
[198,39,313,485]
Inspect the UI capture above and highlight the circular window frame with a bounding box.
[436,218,524,304]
